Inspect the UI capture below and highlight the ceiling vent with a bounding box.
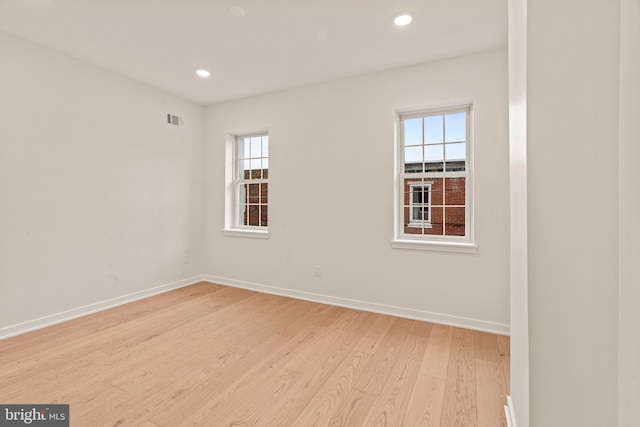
[167,113,184,127]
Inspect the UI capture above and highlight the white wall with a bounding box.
[527,1,620,426]
[0,33,204,336]
[507,0,529,424]
[619,0,640,425]
[204,49,510,332]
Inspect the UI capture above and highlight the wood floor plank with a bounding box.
[0,283,509,427]
[362,333,429,426]
[217,310,376,427]
[172,326,326,426]
[301,303,348,327]
[326,389,378,427]
[0,350,111,401]
[420,323,454,379]
[125,332,298,427]
[473,330,500,362]
[354,317,413,396]
[408,318,434,338]
[497,334,511,391]
[0,330,119,385]
[404,324,453,426]
[440,327,478,427]
[476,359,507,427]
[405,374,447,427]
[289,350,371,427]
[268,310,375,426]
[74,330,195,389]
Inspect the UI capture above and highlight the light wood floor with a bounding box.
[0,282,509,426]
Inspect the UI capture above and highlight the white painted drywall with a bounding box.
[204,49,510,331]
[507,0,529,424]
[0,33,205,333]
[527,1,620,426]
[619,0,640,425]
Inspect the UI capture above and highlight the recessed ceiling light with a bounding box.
[228,5,246,17]
[393,13,413,27]
[196,69,211,78]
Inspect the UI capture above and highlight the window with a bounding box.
[232,133,269,231]
[395,106,474,250]
[409,183,432,227]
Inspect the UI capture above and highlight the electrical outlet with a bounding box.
[183,254,189,264]
[314,265,322,277]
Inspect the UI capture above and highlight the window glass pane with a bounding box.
[445,112,466,142]
[240,138,250,159]
[248,183,260,204]
[445,207,465,236]
[445,178,466,206]
[262,158,269,172]
[430,178,444,205]
[404,146,422,163]
[445,142,466,161]
[260,205,268,227]
[238,204,247,226]
[424,207,444,235]
[425,144,444,162]
[403,118,422,146]
[403,206,410,223]
[250,158,262,179]
[248,205,259,226]
[412,187,423,203]
[412,207,423,221]
[238,184,247,204]
[404,163,423,173]
[424,162,444,172]
[424,115,444,144]
[262,136,269,157]
[250,137,262,158]
[445,160,466,172]
[238,159,249,179]
[260,183,268,203]
[404,146,423,173]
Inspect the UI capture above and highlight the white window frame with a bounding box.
[408,183,433,228]
[224,131,270,238]
[393,105,477,253]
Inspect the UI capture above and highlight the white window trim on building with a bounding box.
[392,105,477,253]
[408,183,433,228]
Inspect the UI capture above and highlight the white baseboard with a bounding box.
[1,274,510,340]
[0,275,205,340]
[505,395,517,427]
[203,275,510,335]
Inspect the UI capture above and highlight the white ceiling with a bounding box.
[0,0,507,105]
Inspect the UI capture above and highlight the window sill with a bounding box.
[223,228,270,239]
[408,222,433,229]
[391,239,478,254]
